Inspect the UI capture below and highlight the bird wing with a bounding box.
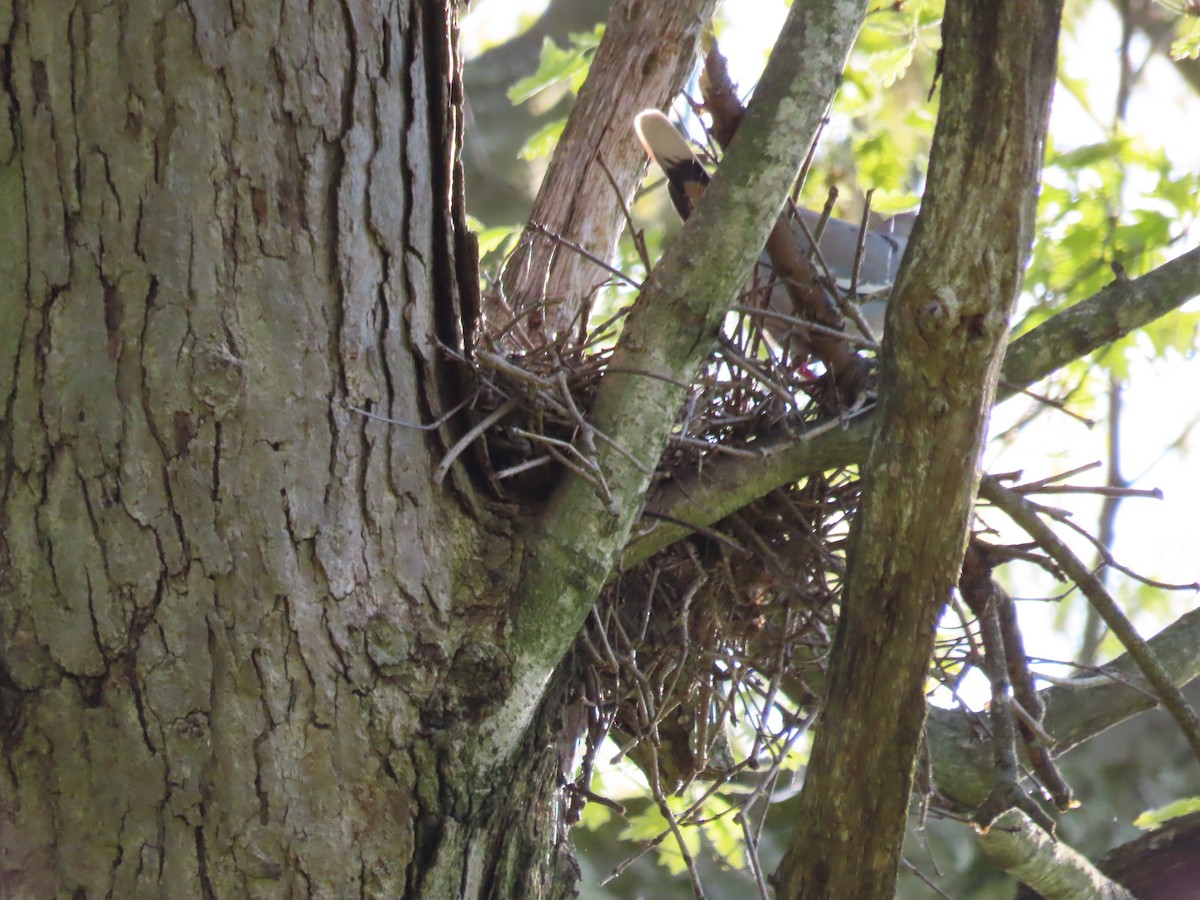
[634,109,910,298]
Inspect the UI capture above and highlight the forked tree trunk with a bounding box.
[0,2,576,895]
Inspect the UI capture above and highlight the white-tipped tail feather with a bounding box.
[634,108,914,339]
[634,110,700,173]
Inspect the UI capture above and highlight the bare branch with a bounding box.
[980,476,1200,767]
[977,809,1136,900]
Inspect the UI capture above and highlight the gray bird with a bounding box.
[634,110,914,341]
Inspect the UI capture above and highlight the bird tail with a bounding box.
[634,110,711,221]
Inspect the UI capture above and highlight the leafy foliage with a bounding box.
[506,26,605,161]
[506,27,605,105]
[1169,9,1200,59]
[1134,796,1200,829]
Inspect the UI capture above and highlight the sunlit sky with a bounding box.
[460,0,1200,676]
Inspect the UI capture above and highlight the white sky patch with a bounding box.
[460,0,549,58]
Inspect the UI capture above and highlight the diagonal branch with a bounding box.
[976,809,1137,900]
[775,0,1064,894]
[489,0,874,759]
[980,475,1200,767]
[624,245,1200,569]
[1000,249,1200,399]
[927,604,1200,810]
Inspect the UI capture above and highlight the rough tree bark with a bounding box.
[0,0,483,894]
[4,0,1198,897]
[0,0,585,895]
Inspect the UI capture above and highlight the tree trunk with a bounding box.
[774,0,1063,895]
[0,1,575,895]
[8,0,1198,897]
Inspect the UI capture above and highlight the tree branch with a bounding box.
[491,0,873,758]
[624,245,1200,569]
[496,0,719,339]
[776,0,1063,893]
[927,605,1200,809]
[981,475,1200,767]
[977,809,1136,900]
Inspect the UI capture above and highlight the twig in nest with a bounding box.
[1028,485,1163,499]
[1026,660,1158,698]
[511,427,615,508]
[716,337,803,411]
[527,221,643,290]
[553,368,651,475]
[732,304,875,348]
[598,153,653,274]
[434,399,518,484]
[494,456,552,481]
[844,188,882,344]
[346,395,471,431]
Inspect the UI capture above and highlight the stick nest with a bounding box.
[466,297,867,800]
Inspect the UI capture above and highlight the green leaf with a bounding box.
[516,117,567,161]
[1056,70,1095,119]
[702,799,746,870]
[1143,308,1200,358]
[475,223,521,259]
[578,798,613,832]
[866,43,915,88]
[567,24,605,51]
[618,803,701,876]
[1052,139,1128,171]
[1170,17,1200,60]
[1157,170,1200,212]
[1134,797,1200,829]
[507,36,593,106]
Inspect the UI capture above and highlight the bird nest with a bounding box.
[457,267,1192,884]
[464,293,872,812]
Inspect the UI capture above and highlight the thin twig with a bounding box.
[527,221,643,290]
[982,475,1200,768]
[346,396,471,430]
[433,399,518,484]
[1012,460,1102,492]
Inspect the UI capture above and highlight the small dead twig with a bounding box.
[527,221,643,291]
[982,475,1200,769]
[434,399,518,484]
